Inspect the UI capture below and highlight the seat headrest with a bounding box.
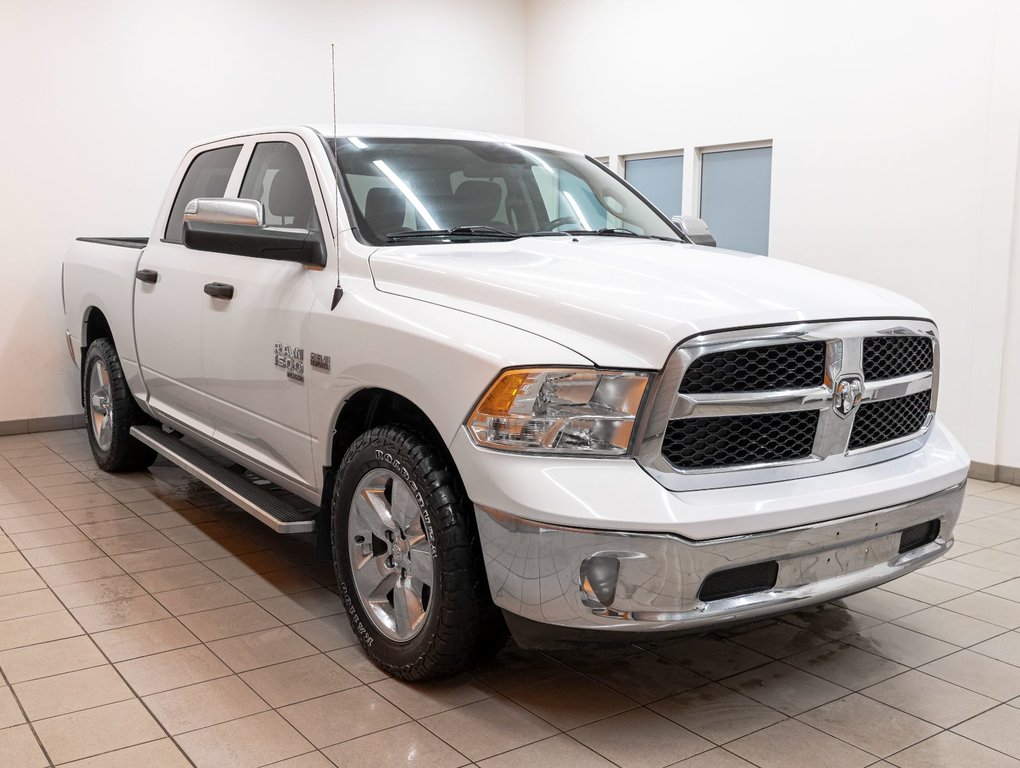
[268,166,314,223]
[452,180,502,225]
[364,186,408,238]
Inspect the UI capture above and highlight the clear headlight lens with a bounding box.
[468,368,650,455]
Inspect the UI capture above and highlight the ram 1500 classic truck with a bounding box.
[62,125,970,680]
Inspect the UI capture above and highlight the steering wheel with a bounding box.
[545,216,582,231]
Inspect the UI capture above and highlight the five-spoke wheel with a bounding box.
[332,426,505,680]
[348,468,435,641]
[88,359,114,452]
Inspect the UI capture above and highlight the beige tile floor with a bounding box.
[0,429,1019,767]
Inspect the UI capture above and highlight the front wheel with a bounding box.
[332,426,505,681]
[83,338,156,472]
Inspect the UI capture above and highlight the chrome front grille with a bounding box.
[863,336,934,380]
[662,411,818,469]
[848,389,932,450]
[637,320,939,491]
[678,341,825,394]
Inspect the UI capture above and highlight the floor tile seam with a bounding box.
[51,734,169,767]
[309,717,476,766]
[205,642,321,676]
[140,673,277,739]
[414,709,567,767]
[938,597,1020,628]
[885,618,1014,648]
[916,659,1020,700]
[853,669,1001,729]
[641,646,781,683]
[789,690,947,760]
[0,522,77,538]
[12,685,137,723]
[0,656,57,767]
[882,727,1020,766]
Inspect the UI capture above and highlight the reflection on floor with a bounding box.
[0,429,1019,767]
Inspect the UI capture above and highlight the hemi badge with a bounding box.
[310,353,331,372]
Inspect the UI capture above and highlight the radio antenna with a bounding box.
[330,43,344,310]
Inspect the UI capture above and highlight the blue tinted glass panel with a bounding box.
[625,155,683,218]
[700,147,772,255]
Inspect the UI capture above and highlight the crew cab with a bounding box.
[62,125,970,680]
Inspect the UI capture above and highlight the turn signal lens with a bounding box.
[468,368,650,455]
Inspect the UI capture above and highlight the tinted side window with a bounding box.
[240,142,321,231]
[164,145,242,243]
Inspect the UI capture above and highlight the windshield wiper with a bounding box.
[565,227,680,242]
[387,225,521,242]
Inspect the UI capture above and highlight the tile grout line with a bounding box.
[0,660,57,767]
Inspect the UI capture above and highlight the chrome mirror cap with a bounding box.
[672,215,717,247]
[184,198,264,227]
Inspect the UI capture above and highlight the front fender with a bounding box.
[307,277,591,472]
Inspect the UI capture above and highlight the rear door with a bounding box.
[135,141,244,435]
[200,135,329,489]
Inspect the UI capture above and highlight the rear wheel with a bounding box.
[83,339,156,472]
[332,426,505,680]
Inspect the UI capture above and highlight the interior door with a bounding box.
[134,142,243,436]
[200,137,327,489]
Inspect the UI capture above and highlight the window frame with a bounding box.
[161,142,244,244]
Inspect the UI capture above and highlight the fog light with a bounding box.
[580,555,621,607]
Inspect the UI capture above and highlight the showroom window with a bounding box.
[164,144,242,243]
[624,154,683,217]
[700,145,772,255]
[240,142,320,230]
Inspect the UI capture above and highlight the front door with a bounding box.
[200,137,328,489]
[135,142,244,436]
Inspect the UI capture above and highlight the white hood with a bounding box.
[369,237,931,369]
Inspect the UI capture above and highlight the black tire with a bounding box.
[83,338,157,472]
[332,426,506,681]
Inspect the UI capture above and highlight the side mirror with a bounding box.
[183,198,325,267]
[671,215,717,247]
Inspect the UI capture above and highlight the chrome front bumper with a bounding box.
[477,482,963,640]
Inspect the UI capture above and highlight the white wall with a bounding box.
[525,0,1020,466]
[0,0,525,424]
[6,0,1020,469]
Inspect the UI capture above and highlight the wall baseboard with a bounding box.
[0,414,86,436]
[968,461,1020,486]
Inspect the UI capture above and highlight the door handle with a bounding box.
[135,269,158,284]
[203,282,234,300]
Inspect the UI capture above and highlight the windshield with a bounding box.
[327,137,684,245]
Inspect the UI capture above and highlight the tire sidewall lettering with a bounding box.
[374,449,437,559]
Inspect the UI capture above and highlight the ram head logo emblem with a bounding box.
[833,376,864,418]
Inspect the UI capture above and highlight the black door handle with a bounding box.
[203,282,234,300]
[135,269,158,284]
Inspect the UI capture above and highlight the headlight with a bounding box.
[467,368,650,455]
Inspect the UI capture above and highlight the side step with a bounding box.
[130,426,316,534]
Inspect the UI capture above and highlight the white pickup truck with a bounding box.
[62,124,970,680]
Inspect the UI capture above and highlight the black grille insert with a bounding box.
[699,561,779,602]
[899,520,941,554]
[679,341,825,394]
[848,391,931,450]
[863,336,933,380]
[662,411,818,469]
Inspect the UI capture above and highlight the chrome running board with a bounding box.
[130,425,316,534]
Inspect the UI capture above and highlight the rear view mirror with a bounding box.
[672,215,717,247]
[183,198,325,267]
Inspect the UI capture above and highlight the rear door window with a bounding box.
[164,145,242,243]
